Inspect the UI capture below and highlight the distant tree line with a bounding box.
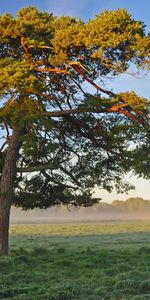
[55,198,150,214]
[97,198,150,213]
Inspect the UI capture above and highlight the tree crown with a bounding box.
[0,7,149,209]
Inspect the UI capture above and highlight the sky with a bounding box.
[0,0,150,202]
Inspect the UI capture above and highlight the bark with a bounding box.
[0,128,24,255]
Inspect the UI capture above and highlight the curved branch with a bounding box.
[43,106,146,123]
[59,166,81,187]
[17,162,58,173]
[17,163,81,186]
[41,170,77,190]
[34,60,148,124]
[68,61,116,97]
[28,45,53,50]
[20,36,31,62]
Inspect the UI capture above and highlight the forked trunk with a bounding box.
[0,128,24,255]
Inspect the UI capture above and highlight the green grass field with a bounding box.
[0,221,150,300]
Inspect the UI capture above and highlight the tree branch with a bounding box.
[43,106,145,123]
[41,170,77,190]
[59,166,81,187]
[68,62,116,97]
[17,163,81,186]
[28,45,53,50]
[20,36,31,62]
[34,60,148,124]
[17,162,58,173]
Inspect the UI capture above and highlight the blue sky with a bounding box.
[0,0,150,29]
[0,0,150,201]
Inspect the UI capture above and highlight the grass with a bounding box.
[0,221,150,299]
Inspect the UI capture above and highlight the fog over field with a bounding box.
[10,198,150,224]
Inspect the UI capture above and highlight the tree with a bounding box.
[0,7,150,255]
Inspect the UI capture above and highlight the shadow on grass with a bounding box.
[0,245,150,299]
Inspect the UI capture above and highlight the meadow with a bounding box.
[0,221,150,300]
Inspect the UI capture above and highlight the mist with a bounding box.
[10,198,150,224]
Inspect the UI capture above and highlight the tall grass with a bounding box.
[0,221,150,299]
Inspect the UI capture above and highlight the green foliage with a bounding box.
[117,92,149,110]
[0,59,36,95]
[85,9,149,72]
[0,6,150,209]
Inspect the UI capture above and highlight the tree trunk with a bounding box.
[0,128,24,255]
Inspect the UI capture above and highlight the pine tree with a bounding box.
[0,7,149,254]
